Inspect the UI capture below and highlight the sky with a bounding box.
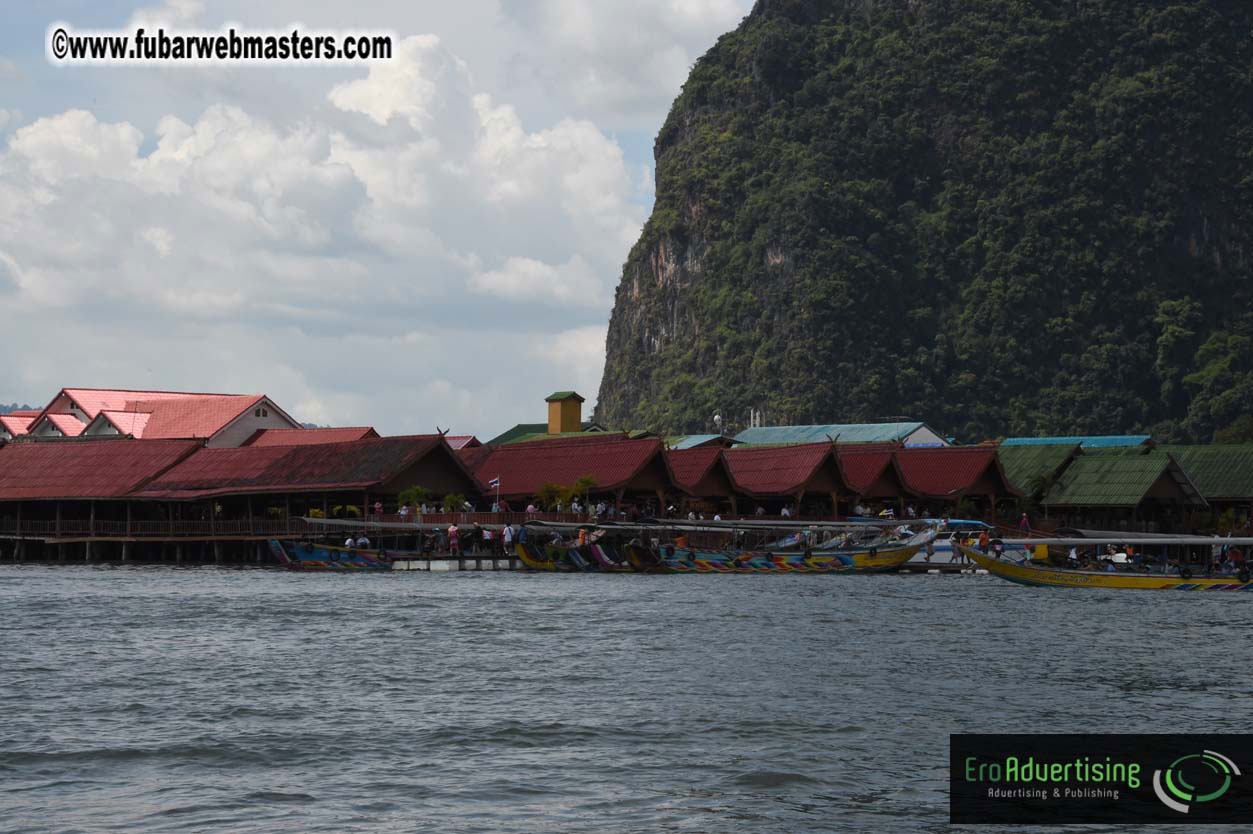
[0,0,752,437]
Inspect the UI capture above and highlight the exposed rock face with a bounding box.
[596,0,1253,441]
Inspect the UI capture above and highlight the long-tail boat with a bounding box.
[270,540,393,571]
[620,539,922,574]
[957,544,1253,591]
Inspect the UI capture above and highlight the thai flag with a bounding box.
[488,477,500,489]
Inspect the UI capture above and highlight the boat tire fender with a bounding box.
[1179,567,1193,580]
[1239,570,1251,584]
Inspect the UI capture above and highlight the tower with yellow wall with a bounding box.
[545,391,584,434]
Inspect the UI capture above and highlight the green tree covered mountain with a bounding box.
[596,0,1253,441]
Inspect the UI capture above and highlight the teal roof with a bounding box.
[1001,435,1151,448]
[668,434,737,449]
[733,422,930,446]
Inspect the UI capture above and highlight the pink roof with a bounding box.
[895,447,1020,497]
[0,439,202,499]
[245,427,379,447]
[57,388,243,417]
[724,443,842,496]
[135,435,479,499]
[7,410,40,417]
[98,410,151,436]
[444,435,481,449]
[125,396,269,439]
[466,438,667,498]
[0,414,33,435]
[43,413,86,437]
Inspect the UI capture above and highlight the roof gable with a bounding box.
[996,443,1081,493]
[896,447,1020,498]
[467,437,667,498]
[837,444,913,497]
[1159,445,1253,500]
[1043,448,1206,508]
[724,443,844,496]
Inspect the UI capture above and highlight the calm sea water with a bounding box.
[1,566,1249,834]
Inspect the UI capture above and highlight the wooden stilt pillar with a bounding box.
[90,501,96,537]
[176,544,183,565]
[121,542,131,563]
[84,541,92,562]
[213,542,222,564]
[256,542,263,564]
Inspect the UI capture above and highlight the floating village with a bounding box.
[1,386,1251,590]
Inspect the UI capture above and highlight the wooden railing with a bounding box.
[0,518,319,539]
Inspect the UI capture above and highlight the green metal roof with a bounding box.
[544,391,584,402]
[1158,445,1253,500]
[1043,448,1205,508]
[485,421,606,445]
[733,422,933,446]
[996,444,1080,493]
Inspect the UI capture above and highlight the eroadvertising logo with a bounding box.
[950,734,1253,824]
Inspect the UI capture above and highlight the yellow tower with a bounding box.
[545,391,584,434]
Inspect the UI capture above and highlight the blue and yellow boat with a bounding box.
[270,540,393,571]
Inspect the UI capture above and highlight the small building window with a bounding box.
[262,408,269,417]
[255,408,262,417]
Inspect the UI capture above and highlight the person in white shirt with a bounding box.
[355,535,370,548]
[502,524,514,550]
[781,506,792,518]
[399,504,411,519]
[713,513,722,521]
[687,510,697,521]
[344,537,355,548]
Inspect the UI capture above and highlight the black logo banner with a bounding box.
[951,734,1253,824]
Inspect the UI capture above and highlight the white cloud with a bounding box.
[141,226,174,256]
[469,255,607,306]
[128,0,205,29]
[0,33,646,437]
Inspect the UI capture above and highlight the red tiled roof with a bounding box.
[0,415,34,435]
[43,413,86,437]
[895,447,1021,497]
[443,435,481,449]
[0,439,201,499]
[245,427,378,447]
[836,444,907,494]
[466,438,666,498]
[135,435,474,499]
[97,410,151,436]
[456,445,491,472]
[665,447,723,491]
[724,443,840,496]
[7,410,40,417]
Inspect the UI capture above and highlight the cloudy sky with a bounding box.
[0,0,751,437]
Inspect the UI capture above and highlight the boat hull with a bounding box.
[957,546,1253,591]
[270,540,393,571]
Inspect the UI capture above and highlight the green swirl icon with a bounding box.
[1153,751,1241,814]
